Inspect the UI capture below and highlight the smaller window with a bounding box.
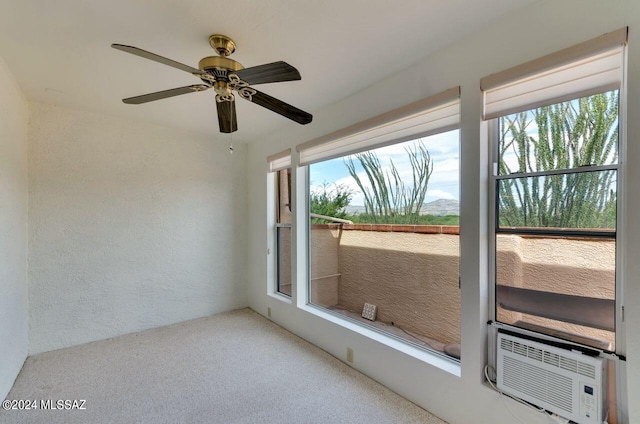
[268,149,292,297]
[482,28,628,423]
[275,168,292,296]
[493,91,619,352]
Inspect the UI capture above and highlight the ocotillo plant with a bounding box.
[498,90,618,229]
[344,141,433,224]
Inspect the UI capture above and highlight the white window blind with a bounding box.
[481,27,627,120]
[297,87,460,166]
[267,148,291,172]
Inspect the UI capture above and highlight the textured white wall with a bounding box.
[0,57,29,400]
[247,1,640,423]
[28,102,248,354]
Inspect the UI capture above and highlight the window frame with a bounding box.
[488,107,626,360]
[488,92,621,347]
[275,168,292,298]
[304,127,462,361]
[483,29,628,360]
[487,87,628,422]
[295,88,462,365]
[267,149,293,300]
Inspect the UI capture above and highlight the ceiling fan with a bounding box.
[111,34,312,133]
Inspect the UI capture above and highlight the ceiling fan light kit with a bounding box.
[112,34,312,134]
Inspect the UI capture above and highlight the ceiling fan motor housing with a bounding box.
[198,57,243,77]
[198,56,244,98]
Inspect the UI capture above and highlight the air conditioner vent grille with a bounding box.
[499,338,598,379]
[578,362,596,379]
[503,356,574,413]
[528,346,543,362]
[514,341,527,356]
[544,351,560,367]
[560,356,578,373]
[501,338,513,352]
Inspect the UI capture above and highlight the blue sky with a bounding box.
[309,129,460,206]
[308,94,619,208]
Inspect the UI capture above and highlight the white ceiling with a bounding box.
[0,0,538,143]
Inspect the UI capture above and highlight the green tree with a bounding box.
[498,91,618,229]
[310,182,352,223]
[344,141,432,224]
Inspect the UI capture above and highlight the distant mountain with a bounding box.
[344,199,459,216]
[344,205,367,215]
[420,199,459,216]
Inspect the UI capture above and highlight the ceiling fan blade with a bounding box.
[234,61,301,85]
[246,90,312,125]
[112,44,204,75]
[216,100,238,133]
[122,85,209,104]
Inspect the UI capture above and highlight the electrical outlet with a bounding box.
[347,347,354,363]
[267,307,271,318]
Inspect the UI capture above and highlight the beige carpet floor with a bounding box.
[1,308,447,424]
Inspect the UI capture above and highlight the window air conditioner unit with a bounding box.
[497,332,606,424]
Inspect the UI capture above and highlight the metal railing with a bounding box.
[310,213,353,224]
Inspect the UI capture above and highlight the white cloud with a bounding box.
[334,173,368,206]
[313,132,461,206]
[426,189,456,200]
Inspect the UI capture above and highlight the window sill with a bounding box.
[299,303,461,377]
[268,292,292,304]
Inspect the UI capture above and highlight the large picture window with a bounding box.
[297,88,462,360]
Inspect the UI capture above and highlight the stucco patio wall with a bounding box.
[309,224,615,348]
